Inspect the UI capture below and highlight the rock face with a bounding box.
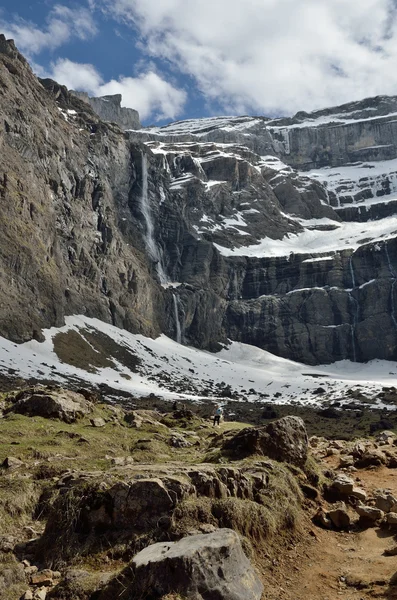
[2,35,397,365]
[6,387,92,423]
[223,416,308,466]
[128,529,263,600]
[71,91,141,130]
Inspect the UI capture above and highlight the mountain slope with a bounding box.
[1,34,397,366]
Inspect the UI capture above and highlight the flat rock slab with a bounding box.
[131,529,263,600]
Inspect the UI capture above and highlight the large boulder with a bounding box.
[128,529,263,600]
[6,387,93,423]
[222,416,308,466]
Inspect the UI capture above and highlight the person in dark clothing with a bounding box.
[213,404,223,426]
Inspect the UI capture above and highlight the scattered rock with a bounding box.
[328,502,350,529]
[130,529,263,600]
[110,456,134,466]
[354,450,387,468]
[384,545,397,556]
[375,493,397,513]
[331,474,354,494]
[90,417,106,428]
[2,456,24,470]
[385,512,397,525]
[350,487,367,502]
[22,591,33,600]
[355,504,384,522]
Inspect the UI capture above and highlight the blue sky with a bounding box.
[2,1,397,125]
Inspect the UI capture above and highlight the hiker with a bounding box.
[213,404,223,426]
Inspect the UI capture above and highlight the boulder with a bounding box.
[2,456,24,470]
[130,529,263,600]
[350,487,367,502]
[328,502,350,529]
[354,450,387,468]
[90,418,106,428]
[222,416,308,466]
[375,493,397,513]
[376,431,395,443]
[7,388,92,423]
[385,512,397,525]
[355,505,384,522]
[331,474,355,495]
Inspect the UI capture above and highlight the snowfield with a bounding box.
[1,315,396,409]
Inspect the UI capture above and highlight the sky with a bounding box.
[2,1,397,125]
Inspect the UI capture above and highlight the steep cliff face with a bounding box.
[70,90,141,131]
[2,35,397,365]
[0,36,162,342]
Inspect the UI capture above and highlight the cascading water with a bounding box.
[348,292,359,361]
[140,153,167,284]
[349,254,356,288]
[385,242,397,329]
[173,294,182,344]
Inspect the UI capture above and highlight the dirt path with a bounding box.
[262,466,397,600]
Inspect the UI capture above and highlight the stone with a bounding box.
[169,433,192,448]
[7,388,92,423]
[110,456,134,466]
[90,417,106,428]
[350,487,367,502]
[33,589,47,600]
[25,566,39,576]
[339,455,354,468]
[30,570,53,586]
[355,505,384,522]
[385,545,397,555]
[331,474,355,494]
[2,456,24,470]
[376,431,395,443]
[375,494,397,513]
[354,450,387,468]
[385,512,397,525]
[313,507,332,529]
[328,503,350,529]
[0,534,16,551]
[130,529,263,600]
[222,416,308,466]
[22,591,33,600]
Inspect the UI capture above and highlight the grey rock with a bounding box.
[355,505,384,521]
[331,474,355,494]
[328,503,350,529]
[71,91,141,131]
[130,529,263,600]
[2,456,24,470]
[385,512,397,525]
[375,494,397,513]
[90,417,106,428]
[22,591,33,600]
[350,487,367,502]
[222,416,308,466]
[7,388,92,423]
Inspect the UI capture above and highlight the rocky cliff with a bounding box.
[1,34,397,365]
[70,90,141,131]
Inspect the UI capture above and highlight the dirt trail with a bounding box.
[263,466,397,600]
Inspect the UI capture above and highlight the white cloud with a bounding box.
[99,0,397,115]
[47,59,186,122]
[49,58,103,93]
[0,4,97,55]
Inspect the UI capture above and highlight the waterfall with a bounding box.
[140,153,167,284]
[385,243,396,277]
[348,292,359,362]
[349,255,356,288]
[386,243,397,329]
[173,294,182,344]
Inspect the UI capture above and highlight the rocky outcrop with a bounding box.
[5,387,93,423]
[71,91,141,131]
[222,416,308,466]
[127,529,263,600]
